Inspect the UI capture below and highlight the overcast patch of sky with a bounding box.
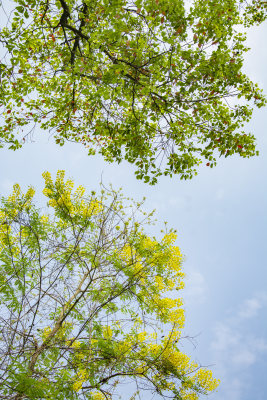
[0,19,266,400]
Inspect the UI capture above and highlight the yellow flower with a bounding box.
[103,326,112,339]
[180,391,198,400]
[73,380,83,392]
[168,308,185,326]
[137,331,147,342]
[40,214,49,224]
[73,369,88,392]
[42,326,52,339]
[91,391,106,400]
[25,186,35,199]
[194,368,220,392]
[75,185,86,197]
[154,275,165,290]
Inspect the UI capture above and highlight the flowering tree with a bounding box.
[0,0,266,183]
[0,171,219,399]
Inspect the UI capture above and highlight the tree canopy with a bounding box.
[0,0,266,183]
[0,171,219,399]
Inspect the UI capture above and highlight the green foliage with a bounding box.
[0,0,266,183]
[0,171,219,399]
[13,373,46,399]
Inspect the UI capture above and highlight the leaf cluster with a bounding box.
[0,0,266,183]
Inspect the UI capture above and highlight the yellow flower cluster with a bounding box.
[157,297,176,309]
[168,308,185,325]
[7,183,21,203]
[179,392,198,400]
[162,232,177,245]
[66,339,81,348]
[136,331,147,343]
[145,292,184,325]
[42,326,52,339]
[114,330,157,360]
[42,170,102,218]
[164,348,194,373]
[119,243,133,262]
[142,236,158,251]
[25,187,35,199]
[118,243,147,277]
[138,233,184,293]
[194,368,220,392]
[73,369,88,392]
[90,338,98,346]
[161,233,184,273]
[40,214,49,224]
[154,275,165,290]
[179,368,220,399]
[117,341,131,354]
[75,185,86,197]
[168,382,176,390]
[90,391,106,400]
[135,361,147,374]
[147,343,160,356]
[166,250,183,275]
[41,321,73,342]
[3,184,35,218]
[103,326,113,339]
[133,261,144,274]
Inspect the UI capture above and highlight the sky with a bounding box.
[0,16,267,400]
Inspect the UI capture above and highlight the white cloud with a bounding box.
[232,349,256,367]
[215,378,243,400]
[210,292,267,400]
[238,292,267,320]
[211,323,240,353]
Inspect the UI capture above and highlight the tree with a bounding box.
[0,170,219,399]
[0,0,266,184]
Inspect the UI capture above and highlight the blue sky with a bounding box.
[0,20,266,400]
